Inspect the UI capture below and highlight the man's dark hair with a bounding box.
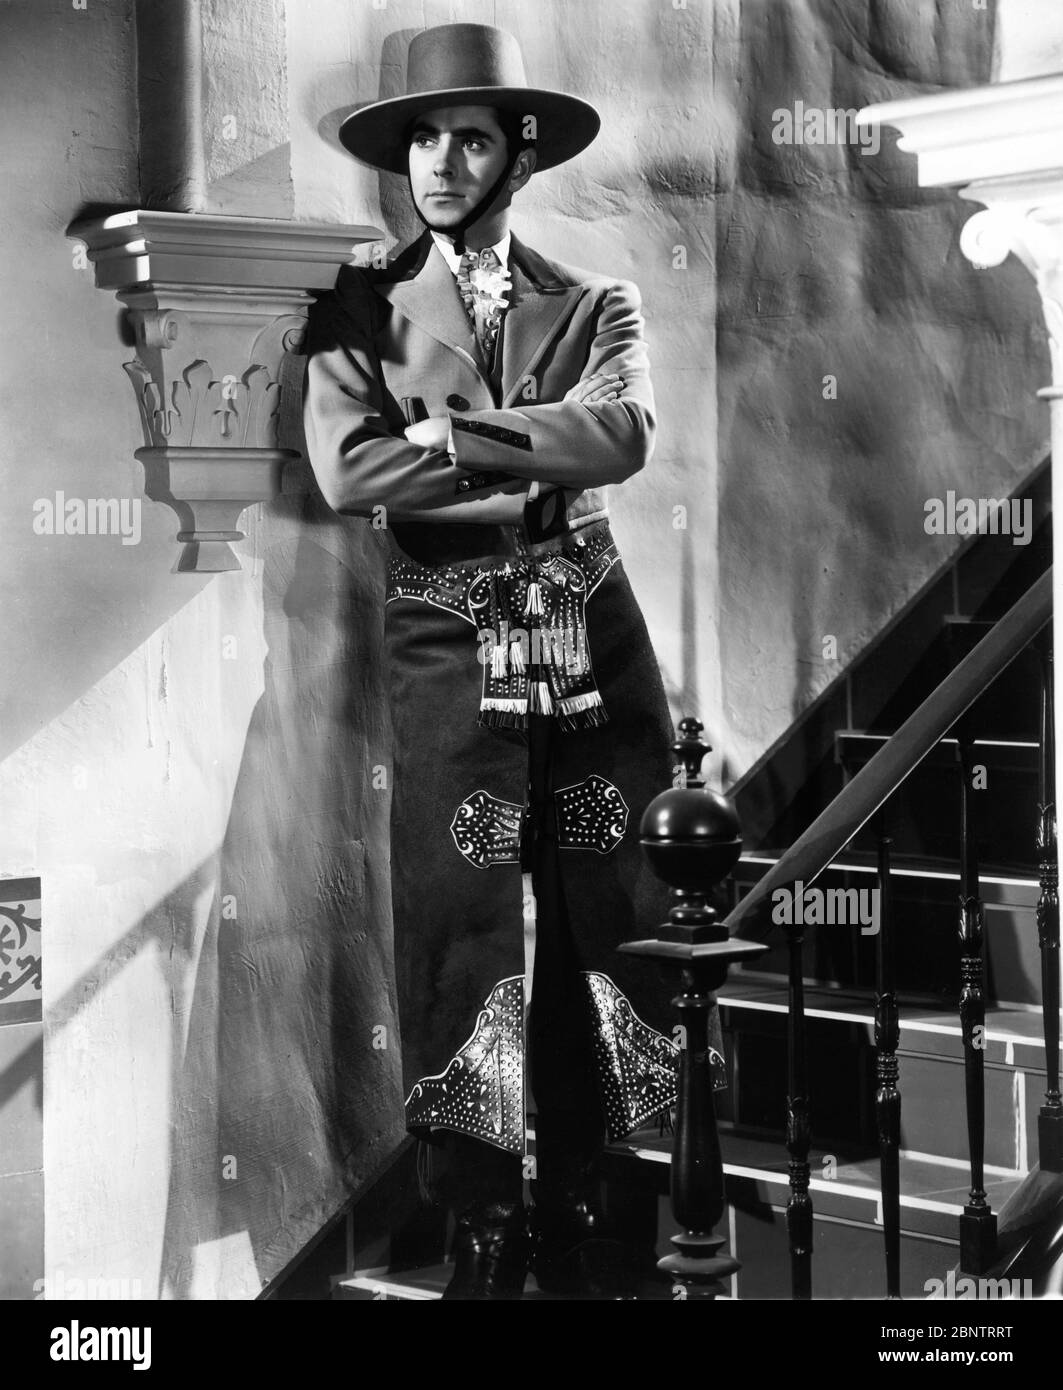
[495,108,536,163]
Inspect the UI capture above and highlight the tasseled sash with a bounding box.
[386,531,620,734]
[474,557,608,732]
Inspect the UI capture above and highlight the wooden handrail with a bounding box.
[725,568,1053,938]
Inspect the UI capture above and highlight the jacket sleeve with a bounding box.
[448,278,656,487]
[302,269,532,524]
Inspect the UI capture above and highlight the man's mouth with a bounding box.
[428,191,463,200]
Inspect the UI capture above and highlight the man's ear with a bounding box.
[509,148,537,193]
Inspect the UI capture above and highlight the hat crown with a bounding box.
[405,23,529,97]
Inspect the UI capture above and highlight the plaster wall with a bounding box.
[715,0,1052,781]
[0,0,400,1299]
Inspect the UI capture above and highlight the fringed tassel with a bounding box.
[478,701,529,731]
[416,1139,438,1206]
[490,640,509,680]
[558,689,604,716]
[524,580,544,617]
[509,635,526,674]
[528,680,554,714]
[557,696,610,732]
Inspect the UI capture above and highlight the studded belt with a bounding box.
[386,521,621,732]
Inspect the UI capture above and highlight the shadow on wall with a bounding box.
[6,490,404,1298]
[156,495,403,1296]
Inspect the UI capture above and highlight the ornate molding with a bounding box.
[858,76,1063,385]
[857,75,1063,188]
[68,210,382,571]
[0,883,41,1022]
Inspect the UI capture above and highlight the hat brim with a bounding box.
[338,87,600,173]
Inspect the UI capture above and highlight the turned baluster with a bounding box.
[785,913,812,1300]
[956,724,996,1272]
[621,718,769,1299]
[875,825,901,1298]
[1035,631,1063,1171]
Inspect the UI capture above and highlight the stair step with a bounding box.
[835,731,1039,773]
[607,1130,1024,1243]
[737,849,1038,891]
[713,981,1054,1168]
[332,1265,676,1301]
[716,979,1051,1066]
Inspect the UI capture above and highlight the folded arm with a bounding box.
[302,273,531,524]
[449,278,656,487]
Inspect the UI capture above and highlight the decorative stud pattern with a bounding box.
[584,972,685,1140]
[451,416,533,451]
[406,969,692,1154]
[555,775,629,854]
[405,976,525,1153]
[450,790,525,868]
[386,525,621,731]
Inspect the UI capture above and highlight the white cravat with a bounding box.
[429,230,537,501]
[430,229,512,277]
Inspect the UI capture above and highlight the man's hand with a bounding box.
[404,417,452,451]
[564,373,625,404]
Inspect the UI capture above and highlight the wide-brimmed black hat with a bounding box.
[339,22,600,173]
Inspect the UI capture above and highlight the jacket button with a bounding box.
[447,393,470,411]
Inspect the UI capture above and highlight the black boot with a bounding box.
[442,1201,529,1301]
[529,1163,642,1300]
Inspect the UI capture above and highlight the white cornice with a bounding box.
[857,74,1063,187]
[68,209,383,292]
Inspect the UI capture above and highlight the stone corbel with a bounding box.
[68,210,382,571]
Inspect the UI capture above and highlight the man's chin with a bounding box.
[416,202,466,232]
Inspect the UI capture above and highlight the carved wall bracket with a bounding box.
[68,210,382,571]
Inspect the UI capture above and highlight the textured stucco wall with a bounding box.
[715,0,1051,782]
[0,0,399,1299]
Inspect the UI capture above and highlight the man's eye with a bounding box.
[463,139,484,151]
[414,135,435,148]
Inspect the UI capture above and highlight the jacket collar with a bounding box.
[373,231,584,404]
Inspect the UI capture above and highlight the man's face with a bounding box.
[407,105,514,231]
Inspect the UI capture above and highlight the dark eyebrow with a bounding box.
[410,121,498,142]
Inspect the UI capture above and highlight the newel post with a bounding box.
[619,718,768,1299]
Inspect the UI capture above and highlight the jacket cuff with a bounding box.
[449,413,533,461]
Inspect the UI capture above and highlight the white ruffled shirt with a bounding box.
[430,230,512,277]
[430,231,538,502]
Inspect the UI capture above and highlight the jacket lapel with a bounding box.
[500,238,584,407]
[374,233,488,387]
[373,231,586,406]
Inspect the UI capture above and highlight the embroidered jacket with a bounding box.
[302,230,656,544]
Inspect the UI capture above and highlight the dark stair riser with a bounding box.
[716,1007,1046,1169]
[731,865,1041,1005]
[606,1151,959,1300]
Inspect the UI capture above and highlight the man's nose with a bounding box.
[433,137,457,175]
